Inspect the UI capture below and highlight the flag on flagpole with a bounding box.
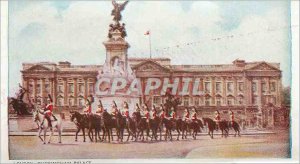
[144,30,150,35]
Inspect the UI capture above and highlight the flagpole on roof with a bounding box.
[145,30,152,58]
[149,31,152,58]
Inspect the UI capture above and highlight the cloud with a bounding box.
[8,1,291,95]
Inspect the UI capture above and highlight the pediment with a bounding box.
[247,62,279,71]
[26,65,51,71]
[133,60,170,72]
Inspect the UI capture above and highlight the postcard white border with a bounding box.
[1,1,299,163]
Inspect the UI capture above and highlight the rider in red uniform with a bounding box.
[84,99,92,114]
[111,101,119,117]
[151,105,157,119]
[143,104,150,123]
[214,110,221,130]
[123,101,130,118]
[96,100,104,116]
[183,108,190,122]
[170,108,177,120]
[41,94,56,128]
[191,107,197,122]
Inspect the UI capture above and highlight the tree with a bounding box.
[281,86,291,106]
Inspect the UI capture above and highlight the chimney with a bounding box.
[58,61,71,68]
[233,59,246,67]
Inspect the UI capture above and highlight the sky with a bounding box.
[8,0,293,96]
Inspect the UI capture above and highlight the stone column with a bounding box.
[257,78,263,128]
[257,78,262,109]
[22,77,29,102]
[63,78,68,106]
[245,77,252,106]
[52,78,57,106]
[199,78,204,105]
[33,78,37,102]
[41,78,46,105]
[234,77,238,105]
[277,78,282,106]
[84,78,88,102]
[74,78,78,106]
[222,77,226,105]
[211,77,215,105]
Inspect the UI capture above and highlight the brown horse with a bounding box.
[70,111,102,142]
[202,117,229,139]
[102,111,126,142]
[161,118,183,141]
[125,116,137,142]
[229,120,241,137]
[132,112,150,141]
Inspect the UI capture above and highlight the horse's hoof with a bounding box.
[59,142,61,144]
[83,140,86,142]
[48,142,50,144]
[75,140,77,142]
[43,142,46,144]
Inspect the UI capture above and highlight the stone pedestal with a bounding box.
[93,27,140,113]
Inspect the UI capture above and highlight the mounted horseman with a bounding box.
[40,94,57,129]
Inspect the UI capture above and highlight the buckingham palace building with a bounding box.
[20,58,283,128]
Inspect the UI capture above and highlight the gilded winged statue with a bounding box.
[111,0,129,23]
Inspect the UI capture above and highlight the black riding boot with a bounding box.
[52,115,57,121]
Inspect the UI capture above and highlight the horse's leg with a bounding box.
[43,129,47,144]
[58,126,62,143]
[164,129,168,141]
[48,128,54,144]
[38,128,43,142]
[82,128,86,142]
[88,128,93,142]
[108,129,111,143]
[111,129,114,141]
[75,128,80,142]
[94,129,98,142]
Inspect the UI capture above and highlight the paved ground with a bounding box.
[9,130,290,160]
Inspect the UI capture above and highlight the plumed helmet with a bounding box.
[86,99,91,106]
[98,100,103,107]
[47,94,53,103]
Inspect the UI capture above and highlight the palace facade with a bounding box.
[21,58,283,128]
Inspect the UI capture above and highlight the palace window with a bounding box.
[183,97,189,106]
[238,97,244,105]
[205,97,210,106]
[69,98,74,106]
[78,84,84,93]
[252,82,257,92]
[216,98,221,106]
[271,96,276,104]
[252,96,258,105]
[57,97,63,106]
[204,82,211,93]
[262,82,267,93]
[36,84,41,94]
[45,84,50,93]
[29,83,33,93]
[270,82,276,92]
[194,97,199,106]
[238,82,244,92]
[58,85,64,93]
[153,96,161,105]
[78,98,84,107]
[68,84,74,93]
[227,98,234,106]
[227,82,233,93]
[88,84,94,94]
[216,82,221,93]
